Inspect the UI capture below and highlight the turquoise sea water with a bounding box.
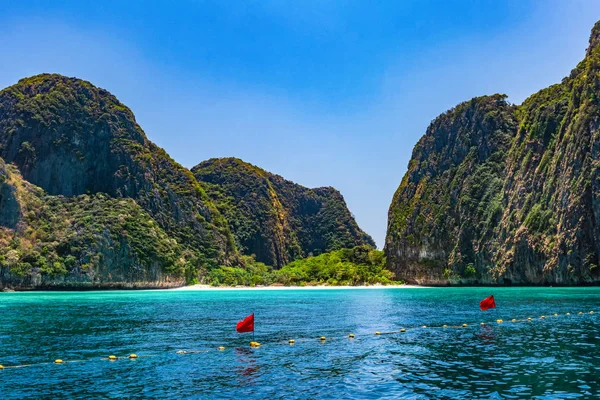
[1,287,600,399]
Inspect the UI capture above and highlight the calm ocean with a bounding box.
[1,287,599,399]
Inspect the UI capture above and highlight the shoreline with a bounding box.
[171,284,425,291]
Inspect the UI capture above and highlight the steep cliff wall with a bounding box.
[385,21,600,285]
[0,75,373,288]
[0,157,185,289]
[193,158,375,267]
[0,74,236,274]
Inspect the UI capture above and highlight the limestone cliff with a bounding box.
[0,157,185,289]
[385,21,600,285]
[193,158,375,268]
[0,75,373,288]
[0,74,236,277]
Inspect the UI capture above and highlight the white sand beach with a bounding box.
[171,284,426,291]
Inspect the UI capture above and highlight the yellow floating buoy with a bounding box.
[462,324,468,327]
[579,312,583,315]
[480,322,485,325]
[566,313,570,316]
[422,325,427,329]
[128,354,138,359]
[54,359,63,364]
[108,355,117,360]
[591,311,595,314]
[443,325,447,328]
[348,333,355,338]
[176,350,187,354]
[320,336,326,341]
[218,346,225,351]
[527,317,532,321]
[554,313,558,317]
[512,319,517,322]
[0,365,3,370]
[375,332,381,335]
[400,328,406,333]
[250,341,261,348]
[540,316,545,319]
[497,319,503,323]
[289,339,295,344]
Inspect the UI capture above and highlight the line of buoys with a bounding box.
[1,310,597,370]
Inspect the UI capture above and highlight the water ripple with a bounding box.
[0,287,600,398]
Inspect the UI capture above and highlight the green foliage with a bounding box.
[206,246,399,287]
[0,75,375,288]
[386,21,600,284]
[386,94,517,276]
[523,204,555,236]
[193,157,375,268]
[0,74,237,281]
[0,162,185,282]
[464,264,477,277]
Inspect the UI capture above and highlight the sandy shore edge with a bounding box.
[171,284,426,291]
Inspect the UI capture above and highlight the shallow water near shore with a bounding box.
[1,287,600,399]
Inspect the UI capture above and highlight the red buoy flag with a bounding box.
[236,313,255,333]
[480,295,496,311]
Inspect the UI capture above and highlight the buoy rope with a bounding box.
[0,310,595,370]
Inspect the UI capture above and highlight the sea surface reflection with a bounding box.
[0,287,599,398]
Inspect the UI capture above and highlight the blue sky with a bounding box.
[1,1,599,247]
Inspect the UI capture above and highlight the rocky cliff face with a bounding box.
[193,158,375,268]
[0,157,185,289]
[0,74,236,277]
[0,75,372,288]
[385,21,600,285]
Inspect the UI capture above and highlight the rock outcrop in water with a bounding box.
[385,21,600,285]
[0,74,371,289]
[193,158,374,268]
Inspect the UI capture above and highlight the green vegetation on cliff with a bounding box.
[0,74,236,278]
[206,246,396,286]
[0,75,373,289]
[386,95,518,284]
[385,20,600,285]
[193,157,375,268]
[0,158,185,288]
